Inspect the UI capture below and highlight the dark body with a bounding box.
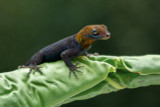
[42,35,81,62]
[27,35,84,66]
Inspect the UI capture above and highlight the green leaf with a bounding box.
[0,55,160,107]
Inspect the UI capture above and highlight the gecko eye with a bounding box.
[92,29,98,35]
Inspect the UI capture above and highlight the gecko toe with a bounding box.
[18,65,27,69]
[69,70,79,79]
[72,70,79,79]
[68,63,83,79]
[69,70,72,78]
[37,69,43,74]
[76,69,83,73]
[19,65,42,77]
[27,68,33,77]
[75,63,84,68]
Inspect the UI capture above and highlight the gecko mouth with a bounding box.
[101,32,111,40]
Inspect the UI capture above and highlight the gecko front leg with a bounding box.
[61,48,83,79]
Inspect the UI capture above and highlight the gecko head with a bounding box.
[77,24,111,41]
[76,24,111,49]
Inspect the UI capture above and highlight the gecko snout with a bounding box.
[101,32,111,40]
[106,32,111,38]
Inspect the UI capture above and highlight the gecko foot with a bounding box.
[69,63,83,79]
[18,65,42,77]
[84,52,99,58]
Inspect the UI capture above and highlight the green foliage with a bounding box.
[0,55,160,107]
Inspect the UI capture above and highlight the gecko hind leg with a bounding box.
[18,65,42,77]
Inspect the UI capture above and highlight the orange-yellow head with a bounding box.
[76,24,111,50]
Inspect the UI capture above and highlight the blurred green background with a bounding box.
[0,0,160,107]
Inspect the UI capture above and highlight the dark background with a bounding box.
[0,0,160,107]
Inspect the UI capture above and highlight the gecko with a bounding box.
[18,24,111,79]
